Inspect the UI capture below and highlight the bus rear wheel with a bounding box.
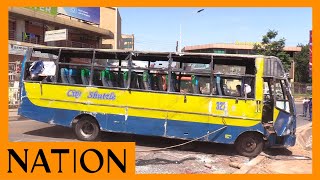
[235,132,264,157]
[74,116,100,141]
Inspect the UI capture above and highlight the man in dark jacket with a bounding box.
[309,97,312,120]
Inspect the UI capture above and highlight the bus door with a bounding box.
[263,78,294,136]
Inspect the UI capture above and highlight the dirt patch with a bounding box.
[136,150,249,174]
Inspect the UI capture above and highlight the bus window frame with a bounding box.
[56,51,94,85]
[23,48,257,101]
[23,48,60,84]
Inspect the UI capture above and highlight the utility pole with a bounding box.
[176,41,179,52]
[179,9,204,52]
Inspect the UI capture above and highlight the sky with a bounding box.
[119,8,312,52]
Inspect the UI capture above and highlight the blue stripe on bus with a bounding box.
[19,97,266,144]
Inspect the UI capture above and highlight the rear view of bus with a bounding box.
[18,47,296,157]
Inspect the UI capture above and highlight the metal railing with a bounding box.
[53,40,96,48]
[291,82,312,95]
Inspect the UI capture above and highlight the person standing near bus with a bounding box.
[302,97,309,117]
[309,97,312,120]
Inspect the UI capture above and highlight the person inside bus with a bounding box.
[244,84,252,98]
[236,85,242,97]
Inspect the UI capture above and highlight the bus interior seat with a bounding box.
[101,69,114,87]
[81,69,90,85]
[149,74,157,90]
[155,74,164,91]
[191,75,200,94]
[168,73,178,92]
[60,68,69,84]
[123,71,128,88]
[111,72,119,87]
[137,75,144,89]
[142,71,151,90]
[68,69,79,84]
[130,72,138,89]
[117,72,124,88]
[92,70,102,86]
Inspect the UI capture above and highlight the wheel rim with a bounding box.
[241,137,257,152]
[80,121,95,138]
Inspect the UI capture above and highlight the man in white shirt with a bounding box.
[302,97,309,117]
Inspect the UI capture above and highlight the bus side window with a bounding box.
[219,77,246,97]
[178,75,211,95]
[274,79,290,113]
[243,77,255,98]
[179,76,192,94]
[152,72,167,91]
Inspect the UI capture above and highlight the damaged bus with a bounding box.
[18,47,296,157]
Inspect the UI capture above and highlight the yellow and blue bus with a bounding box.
[18,47,296,157]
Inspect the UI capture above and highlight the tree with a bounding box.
[294,44,311,83]
[253,30,291,71]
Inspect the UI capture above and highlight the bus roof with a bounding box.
[29,46,286,78]
[32,46,267,60]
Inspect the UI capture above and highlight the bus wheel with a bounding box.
[74,116,100,141]
[235,132,264,157]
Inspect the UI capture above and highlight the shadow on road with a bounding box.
[136,157,196,166]
[263,148,293,156]
[24,125,238,156]
[24,126,77,139]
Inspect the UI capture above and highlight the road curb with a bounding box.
[9,115,28,121]
[296,122,312,150]
[233,155,265,174]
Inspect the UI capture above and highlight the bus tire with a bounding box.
[235,132,264,157]
[74,116,100,141]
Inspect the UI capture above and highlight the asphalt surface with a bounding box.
[8,102,311,174]
[294,102,312,127]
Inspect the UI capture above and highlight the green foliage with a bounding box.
[294,44,311,83]
[253,30,291,72]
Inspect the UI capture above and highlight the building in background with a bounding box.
[8,7,126,53]
[121,34,135,50]
[183,42,301,58]
[8,7,127,107]
[100,7,122,49]
[183,42,302,82]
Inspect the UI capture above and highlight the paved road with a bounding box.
[8,102,311,174]
[294,102,312,127]
[9,118,250,174]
